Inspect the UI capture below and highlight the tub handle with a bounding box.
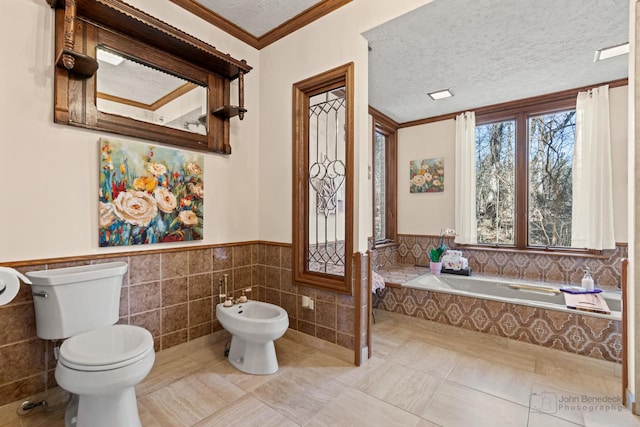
[32,291,48,298]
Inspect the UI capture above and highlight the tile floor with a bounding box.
[1,309,638,427]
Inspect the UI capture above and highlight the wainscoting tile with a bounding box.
[188,248,212,275]
[161,277,188,307]
[129,254,161,284]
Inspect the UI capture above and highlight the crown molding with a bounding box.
[170,0,352,50]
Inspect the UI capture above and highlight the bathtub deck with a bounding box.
[377,263,429,286]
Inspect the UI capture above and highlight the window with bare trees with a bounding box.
[475,99,578,250]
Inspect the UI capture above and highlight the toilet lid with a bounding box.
[59,325,154,371]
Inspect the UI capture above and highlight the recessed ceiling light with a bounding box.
[97,49,125,66]
[594,42,629,62]
[428,89,453,100]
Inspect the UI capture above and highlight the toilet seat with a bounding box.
[59,325,154,372]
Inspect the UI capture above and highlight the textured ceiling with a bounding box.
[194,0,322,37]
[364,0,629,123]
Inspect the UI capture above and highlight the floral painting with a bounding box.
[410,158,444,193]
[99,138,204,246]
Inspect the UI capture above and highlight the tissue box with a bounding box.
[441,250,468,271]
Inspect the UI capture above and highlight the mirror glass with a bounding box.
[96,46,208,135]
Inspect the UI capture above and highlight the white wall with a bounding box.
[397,85,629,242]
[0,0,260,262]
[257,0,433,251]
[397,119,456,235]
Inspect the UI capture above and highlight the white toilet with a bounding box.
[216,300,288,375]
[25,262,154,427]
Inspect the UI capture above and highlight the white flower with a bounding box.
[178,210,198,226]
[186,162,202,175]
[154,187,177,213]
[188,182,204,198]
[147,162,167,176]
[412,174,426,187]
[112,191,158,227]
[99,202,116,228]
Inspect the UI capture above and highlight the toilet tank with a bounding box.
[25,262,127,340]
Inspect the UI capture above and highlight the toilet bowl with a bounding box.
[55,325,155,427]
[216,300,288,375]
[24,262,155,427]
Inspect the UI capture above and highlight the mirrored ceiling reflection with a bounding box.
[96,46,208,135]
[364,0,629,123]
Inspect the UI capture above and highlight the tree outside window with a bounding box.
[475,103,576,249]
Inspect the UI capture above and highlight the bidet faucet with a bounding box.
[218,277,227,304]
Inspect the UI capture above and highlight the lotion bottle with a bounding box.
[582,270,594,292]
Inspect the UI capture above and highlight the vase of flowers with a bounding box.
[429,244,446,275]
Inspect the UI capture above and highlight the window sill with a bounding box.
[453,244,613,259]
[372,240,398,250]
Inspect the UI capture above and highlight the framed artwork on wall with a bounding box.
[99,138,204,246]
[410,157,444,193]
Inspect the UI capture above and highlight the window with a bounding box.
[475,99,577,249]
[370,109,397,246]
[292,63,354,294]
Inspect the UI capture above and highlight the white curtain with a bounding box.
[571,85,615,250]
[455,111,477,244]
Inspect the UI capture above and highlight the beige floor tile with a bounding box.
[203,358,280,392]
[582,404,640,427]
[136,357,203,397]
[355,361,443,417]
[138,402,162,427]
[139,372,246,426]
[529,382,585,425]
[533,358,621,397]
[334,355,388,387]
[306,387,421,427]
[252,365,344,425]
[422,381,529,427]
[194,394,298,427]
[527,412,583,427]
[391,340,460,379]
[415,419,442,427]
[447,354,535,406]
[185,340,229,367]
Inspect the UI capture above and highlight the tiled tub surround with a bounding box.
[372,237,625,363]
[0,242,364,408]
[374,235,627,291]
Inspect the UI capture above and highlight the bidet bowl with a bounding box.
[216,300,289,375]
[216,300,289,342]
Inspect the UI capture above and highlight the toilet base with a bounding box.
[227,335,279,375]
[72,387,141,427]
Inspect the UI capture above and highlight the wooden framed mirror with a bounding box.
[48,0,251,154]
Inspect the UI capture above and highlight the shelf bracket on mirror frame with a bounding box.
[50,0,99,78]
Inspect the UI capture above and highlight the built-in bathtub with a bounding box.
[375,271,623,362]
[403,274,621,321]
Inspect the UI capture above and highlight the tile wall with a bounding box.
[374,235,627,290]
[375,287,622,362]
[371,234,625,363]
[0,242,361,408]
